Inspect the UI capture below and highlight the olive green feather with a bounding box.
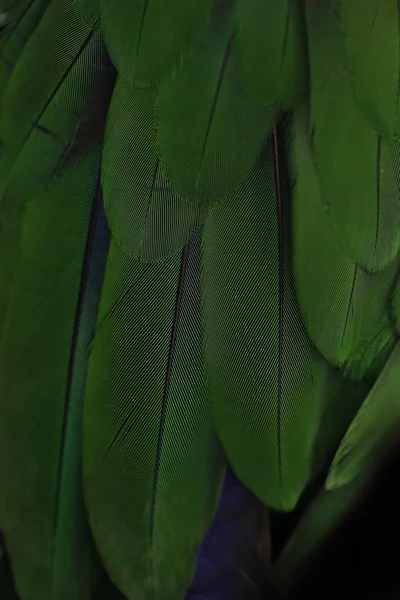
[234,0,307,109]
[201,137,328,512]
[290,107,399,374]
[393,276,400,333]
[0,146,102,600]
[305,0,400,272]
[339,0,400,140]
[326,341,400,489]
[102,76,204,261]
[157,11,274,209]
[0,0,34,27]
[100,0,214,83]
[83,233,226,600]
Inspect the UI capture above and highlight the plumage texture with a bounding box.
[1,0,400,598]
[305,0,400,272]
[100,0,214,83]
[201,137,328,511]
[326,341,400,489]
[156,12,274,207]
[290,107,399,373]
[0,146,102,600]
[102,77,204,260]
[234,0,307,109]
[339,0,400,139]
[83,231,226,600]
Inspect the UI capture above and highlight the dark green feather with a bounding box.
[157,12,274,208]
[0,0,49,107]
[290,107,399,373]
[0,0,114,209]
[74,0,100,27]
[102,76,204,261]
[100,0,214,83]
[201,138,327,512]
[0,146,102,600]
[83,232,226,600]
[326,341,400,489]
[305,0,400,272]
[234,0,307,109]
[339,0,400,139]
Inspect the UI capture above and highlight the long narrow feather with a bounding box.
[326,341,400,489]
[305,0,400,272]
[0,146,103,600]
[234,0,307,109]
[339,0,400,139]
[201,136,328,511]
[102,76,204,261]
[83,231,226,600]
[100,0,214,83]
[290,107,399,374]
[157,12,274,208]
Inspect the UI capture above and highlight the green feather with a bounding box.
[305,0,400,272]
[74,0,100,27]
[0,146,102,600]
[0,0,34,27]
[83,233,226,600]
[0,0,114,209]
[326,341,400,489]
[234,0,307,109]
[100,0,214,83]
[0,0,49,107]
[290,107,399,373]
[102,76,204,261]
[339,0,400,139]
[157,12,274,209]
[201,138,327,512]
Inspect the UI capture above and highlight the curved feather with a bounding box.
[102,77,204,261]
[393,277,400,334]
[326,341,400,489]
[234,0,307,109]
[0,146,103,600]
[0,0,115,209]
[201,137,328,512]
[290,107,399,373]
[100,0,214,83]
[305,0,400,272]
[83,232,226,600]
[157,13,274,208]
[339,0,400,139]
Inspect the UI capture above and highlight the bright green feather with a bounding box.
[0,146,102,600]
[157,12,274,209]
[100,0,214,83]
[339,0,400,140]
[83,233,225,600]
[201,138,328,512]
[102,76,204,261]
[290,107,399,373]
[326,341,400,490]
[305,0,400,272]
[234,0,307,109]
